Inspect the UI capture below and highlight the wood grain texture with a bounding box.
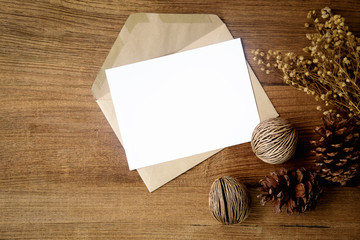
[1,0,359,239]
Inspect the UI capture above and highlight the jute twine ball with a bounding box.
[209,176,250,225]
[251,117,298,164]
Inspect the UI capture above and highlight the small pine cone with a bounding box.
[311,113,360,185]
[258,168,322,215]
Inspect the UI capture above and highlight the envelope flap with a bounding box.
[92,13,227,100]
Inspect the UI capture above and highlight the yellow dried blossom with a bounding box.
[307,11,312,19]
[321,7,331,18]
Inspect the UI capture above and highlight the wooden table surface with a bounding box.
[1,0,360,239]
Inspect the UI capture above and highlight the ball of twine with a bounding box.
[209,176,250,225]
[251,117,298,164]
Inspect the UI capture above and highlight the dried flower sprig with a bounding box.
[252,7,360,124]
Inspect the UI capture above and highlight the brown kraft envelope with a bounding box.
[92,13,279,192]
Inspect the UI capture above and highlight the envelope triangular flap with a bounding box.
[92,13,226,101]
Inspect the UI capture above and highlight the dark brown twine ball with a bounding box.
[251,117,298,164]
[209,176,250,225]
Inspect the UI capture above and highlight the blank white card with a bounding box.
[106,38,260,170]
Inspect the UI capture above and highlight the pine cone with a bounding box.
[258,168,322,214]
[311,113,360,185]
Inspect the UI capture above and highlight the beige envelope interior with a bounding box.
[92,13,279,192]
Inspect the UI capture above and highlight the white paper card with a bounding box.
[106,38,260,170]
